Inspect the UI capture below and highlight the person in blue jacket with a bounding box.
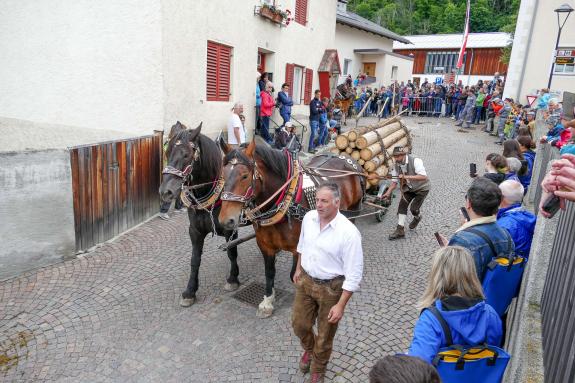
[408,246,503,363]
[497,180,537,259]
[277,83,293,127]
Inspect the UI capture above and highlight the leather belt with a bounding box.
[302,268,344,285]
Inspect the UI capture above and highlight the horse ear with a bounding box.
[219,137,232,154]
[189,122,202,141]
[245,138,256,158]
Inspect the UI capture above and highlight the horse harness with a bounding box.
[162,140,225,211]
[220,150,303,226]
[220,151,367,226]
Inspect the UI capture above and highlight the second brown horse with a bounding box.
[219,139,364,317]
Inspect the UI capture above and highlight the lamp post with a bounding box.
[548,3,574,89]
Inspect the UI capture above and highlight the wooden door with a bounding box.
[363,62,376,76]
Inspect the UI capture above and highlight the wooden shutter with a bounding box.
[295,0,308,25]
[285,63,294,98]
[304,68,313,105]
[206,41,231,102]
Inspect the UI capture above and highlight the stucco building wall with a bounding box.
[161,0,338,137]
[335,24,413,88]
[0,0,164,139]
[506,0,575,102]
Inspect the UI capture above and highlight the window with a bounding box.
[554,48,575,74]
[293,66,304,104]
[295,0,308,25]
[424,51,460,74]
[343,59,352,75]
[286,64,312,104]
[206,41,232,101]
[391,66,398,81]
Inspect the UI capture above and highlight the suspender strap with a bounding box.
[465,227,514,267]
[428,306,453,346]
[464,228,498,257]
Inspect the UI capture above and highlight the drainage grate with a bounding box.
[232,282,291,307]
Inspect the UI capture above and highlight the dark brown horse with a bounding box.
[218,138,364,317]
[159,122,241,307]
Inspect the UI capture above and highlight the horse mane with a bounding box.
[225,138,288,180]
[173,129,222,180]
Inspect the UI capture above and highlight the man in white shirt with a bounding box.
[382,146,430,240]
[292,183,363,383]
[227,103,246,146]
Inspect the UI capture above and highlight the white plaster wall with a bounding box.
[336,24,392,80]
[0,0,164,144]
[335,24,412,89]
[161,0,337,138]
[504,0,538,101]
[383,54,414,85]
[513,0,575,102]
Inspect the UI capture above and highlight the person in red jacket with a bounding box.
[259,82,275,144]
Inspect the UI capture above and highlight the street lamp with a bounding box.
[548,3,574,88]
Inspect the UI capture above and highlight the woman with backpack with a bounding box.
[408,246,502,364]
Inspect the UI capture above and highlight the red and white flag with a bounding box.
[457,0,471,69]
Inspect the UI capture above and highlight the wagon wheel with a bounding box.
[375,209,386,222]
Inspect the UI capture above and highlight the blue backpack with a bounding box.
[428,306,510,383]
[466,228,526,316]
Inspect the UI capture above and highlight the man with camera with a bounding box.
[382,146,431,240]
[436,178,515,281]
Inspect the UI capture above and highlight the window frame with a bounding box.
[294,0,308,25]
[206,40,232,102]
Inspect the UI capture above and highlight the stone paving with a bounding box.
[0,117,502,382]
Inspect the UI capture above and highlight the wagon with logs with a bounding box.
[219,116,412,252]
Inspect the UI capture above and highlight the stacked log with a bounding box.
[329,117,411,186]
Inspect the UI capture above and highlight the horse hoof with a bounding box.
[256,307,274,318]
[224,282,240,292]
[180,296,196,307]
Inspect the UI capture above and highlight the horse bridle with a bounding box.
[162,140,200,184]
[220,156,261,205]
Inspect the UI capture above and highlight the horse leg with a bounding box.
[257,252,277,319]
[180,229,205,307]
[223,231,240,292]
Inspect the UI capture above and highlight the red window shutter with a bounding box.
[218,45,231,101]
[304,68,313,105]
[295,0,308,25]
[285,63,294,98]
[206,41,231,102]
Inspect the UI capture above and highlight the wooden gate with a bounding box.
[69,131,163,252]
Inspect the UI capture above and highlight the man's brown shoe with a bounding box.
[388,225,405,240]
[299,351,311,373]
[409,215,422,229]
[306,373,325,383]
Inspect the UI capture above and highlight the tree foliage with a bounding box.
[347,0,520,36]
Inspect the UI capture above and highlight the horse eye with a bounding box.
[242,175,248,180]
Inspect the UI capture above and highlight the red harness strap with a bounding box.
[274,151,293,206]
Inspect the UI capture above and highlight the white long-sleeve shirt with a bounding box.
[296,210,363,292]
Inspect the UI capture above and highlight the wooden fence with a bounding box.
[69,131,163,252]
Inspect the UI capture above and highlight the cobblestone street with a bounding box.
[1,118,502,382]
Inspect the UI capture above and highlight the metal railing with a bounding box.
[523,110,575,382]
[540,200,575,383]
[398,97,445,117]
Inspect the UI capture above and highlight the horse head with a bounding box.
[159,121,202,203]
[219,139,259,229]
